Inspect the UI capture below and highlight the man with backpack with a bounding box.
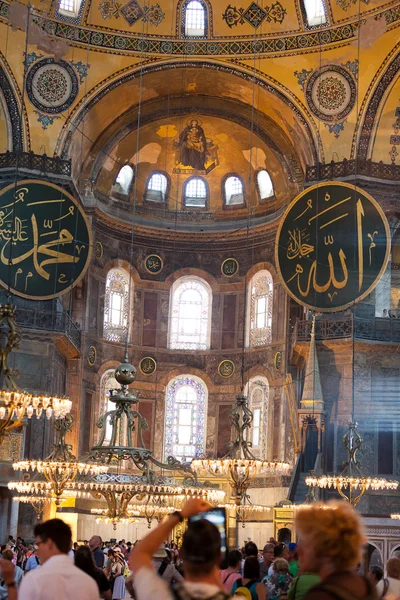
[129,498,229,600]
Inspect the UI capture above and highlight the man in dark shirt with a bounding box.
[89,536,105,569]
[260,543,274,580]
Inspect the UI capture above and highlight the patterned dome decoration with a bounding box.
[305,65,356,123]
[26,58,79,114]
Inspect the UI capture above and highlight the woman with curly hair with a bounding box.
[295,501,376,600]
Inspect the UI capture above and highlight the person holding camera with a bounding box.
[129,498,228,600]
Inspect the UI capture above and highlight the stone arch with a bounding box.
[165,267,218,292]
[0,53,29,151]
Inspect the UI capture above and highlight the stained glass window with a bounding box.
[103,268,130,342]
[169,277,212,350]
[184,178,207,207]
[59,0,80,14]
[100,369,122,444]
[257,170,274,200]
[145,172,167,202]
[303,0,327,26]
[115,165,134,194]
[225,176,244,205]
[185,0,206,36]
[164,375,207,461]
[247,378,269,459]
[248,270,273,347]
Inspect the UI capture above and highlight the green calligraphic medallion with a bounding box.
[275,182,390,313]
[0,180,92,300]
[221,258,239,277]
[139,356,157,375]
[144,254,163,275]
[218,360,235,378]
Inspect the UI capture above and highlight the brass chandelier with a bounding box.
[306,422,398,506]
[0,304,72,445]
[192,392,289,504]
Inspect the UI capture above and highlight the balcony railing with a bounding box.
[11,306,81,350]
[0,151,71,176]
[296,316,400,343]
[306,159,400,183]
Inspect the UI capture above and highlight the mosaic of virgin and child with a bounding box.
[173,119,218,174]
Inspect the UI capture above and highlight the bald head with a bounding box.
[89,536,102,550]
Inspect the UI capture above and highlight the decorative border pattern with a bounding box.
[26,58,79,114]
[222,1,286,28]
[0,65,23,150]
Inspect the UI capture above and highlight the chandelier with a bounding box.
[11,414,107,505]
[220,496,271,528]
[306,422,398,506]
[192,392,289,503]
[0,304,72,444]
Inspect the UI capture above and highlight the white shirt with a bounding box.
[134,566,223,600]
[377,576,400,599]
[19,554,99,600]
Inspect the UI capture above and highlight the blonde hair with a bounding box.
[295,501,366,570]
[387,557,400,579]
[274,558,289,573]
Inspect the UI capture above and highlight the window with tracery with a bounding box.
[184,0,206,36]
[99,370,122,444]
[115,165,134,195]
[164,375,207,461]
[184,177,207,207]
[247,378,269,459]
[145,172,168,202]
[303,0,327,26]
[257,170,274,200]
[59,0,81,15]
[103,268,130,342]
[169,277,212,350]
[225,176,244,206]
[248,270,273,347]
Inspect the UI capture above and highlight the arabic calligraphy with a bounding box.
[275,182,390,313]
[139,357,157,375]
[221,258,239,277]
[0,180,92,299]
[144,254,163,275]
[218,360,235,378]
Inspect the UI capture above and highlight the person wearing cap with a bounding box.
[110,550,126,600]
[152,546,184,584]
[288,543,299,578]
[129,498,228,600]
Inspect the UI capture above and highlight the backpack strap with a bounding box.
[381,578,389,598]
[223,572,235,584]
[245,580,258,590]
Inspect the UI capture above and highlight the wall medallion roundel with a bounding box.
[139,356,157,375]
[221,258,239,277]
[275,182,390,313]
[218,360,235,378]
[26,58,79,114]
[0,180,92,300]
[87,346,97,366]
[305,65,356,122]
[144,254,163,275]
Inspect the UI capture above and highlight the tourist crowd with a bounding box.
[0,499,399,600]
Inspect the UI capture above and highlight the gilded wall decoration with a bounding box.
[0,180,92,299]
[295,63,357,138]
[94,241,104,258]
[218,360,235,378]
[26,58,79,115]
[173,119,218,174]
[221,258,239,277]
[0,65,24,151]
[34,110,61,130]
[275,182,390,313]
[222,1,286,28]
[389,107,400,164]
[144,254,163,275]
[336,0,368,10]
[114,0,165,26]
[87,345,97,366]
[139,356,157,375]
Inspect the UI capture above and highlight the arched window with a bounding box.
[99,369,122,444]
[225,176,244,206]
[184,0,206,37]
[145,172,167,203]
[302,0,327,26]
[184,177,207,208]
[103,268,130,342]
[59,0,81,15]
[169,277,212,350]
[246,377,269,459]
[164,375,207,461]
[257,170,274,200]
[114,165,134,195]
[247,270,273,347]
